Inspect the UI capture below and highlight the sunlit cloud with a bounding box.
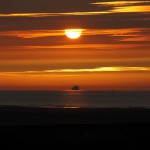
[0,13,58,17]
[44,67,150,73]
[0,67,150,76]
[0,1,150,18]
[91,1,150,7]
[85,28,150,40]
[91,1,150,13]
[0,11,109,18]
[4,44,103,49]
[0,28,149,42]
[3,43,144,50]
[113,6,150,13]
[0,30,64,38]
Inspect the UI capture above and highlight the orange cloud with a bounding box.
[0,1,149,19]
[0,28,149,43]
[121,36,150,42]
[0,30,64,38]
[0,11,109,17]
[91,1,150,7]
[113,6,150,13]
[91,1,150,13]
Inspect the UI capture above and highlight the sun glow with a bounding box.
[65,29,82,39]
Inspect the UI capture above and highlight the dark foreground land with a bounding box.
[0,106,150,148]
[1,106,150,125]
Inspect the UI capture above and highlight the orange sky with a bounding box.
[0,70,150,90]
[0,0,150,90]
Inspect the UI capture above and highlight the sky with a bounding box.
[0,0,150,90]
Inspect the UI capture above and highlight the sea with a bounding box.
[0,90,150,108]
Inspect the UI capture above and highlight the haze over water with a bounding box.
[0,91,150,108]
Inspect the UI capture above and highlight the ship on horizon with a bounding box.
[72,85,79,90]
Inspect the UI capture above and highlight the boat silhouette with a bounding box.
[72,85,79,90]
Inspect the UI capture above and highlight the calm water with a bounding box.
[0,91,150,108]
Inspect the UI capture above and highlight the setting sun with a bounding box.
[65,29,82,39]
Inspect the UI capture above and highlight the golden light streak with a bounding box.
[91,1,150,13]
[91,1,150,6]
[0,67,150,75]
[63,107,80,109]
[114,6,150,13]
[0,43,148,51]
[0,11,109,17]
[44,67,150,73]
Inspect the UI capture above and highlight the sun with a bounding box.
[65,29,83,39]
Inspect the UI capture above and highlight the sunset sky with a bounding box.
[0,0,150,90]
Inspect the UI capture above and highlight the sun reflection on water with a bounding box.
[62,90,86,108]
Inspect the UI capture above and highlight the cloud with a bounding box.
[113,6,150,13]
[91,1,150,7]
[0,43,145,50]
[0,1,149,18]
[0,28,149,44]
[0,30,64,38]
[91,1,150,13]
[121,36,150,42]
[44,67,150,73]
[0,5,149,18]
[0,67,150,75]
[0,11,109,18]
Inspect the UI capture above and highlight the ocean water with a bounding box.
[0,90,150,108]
